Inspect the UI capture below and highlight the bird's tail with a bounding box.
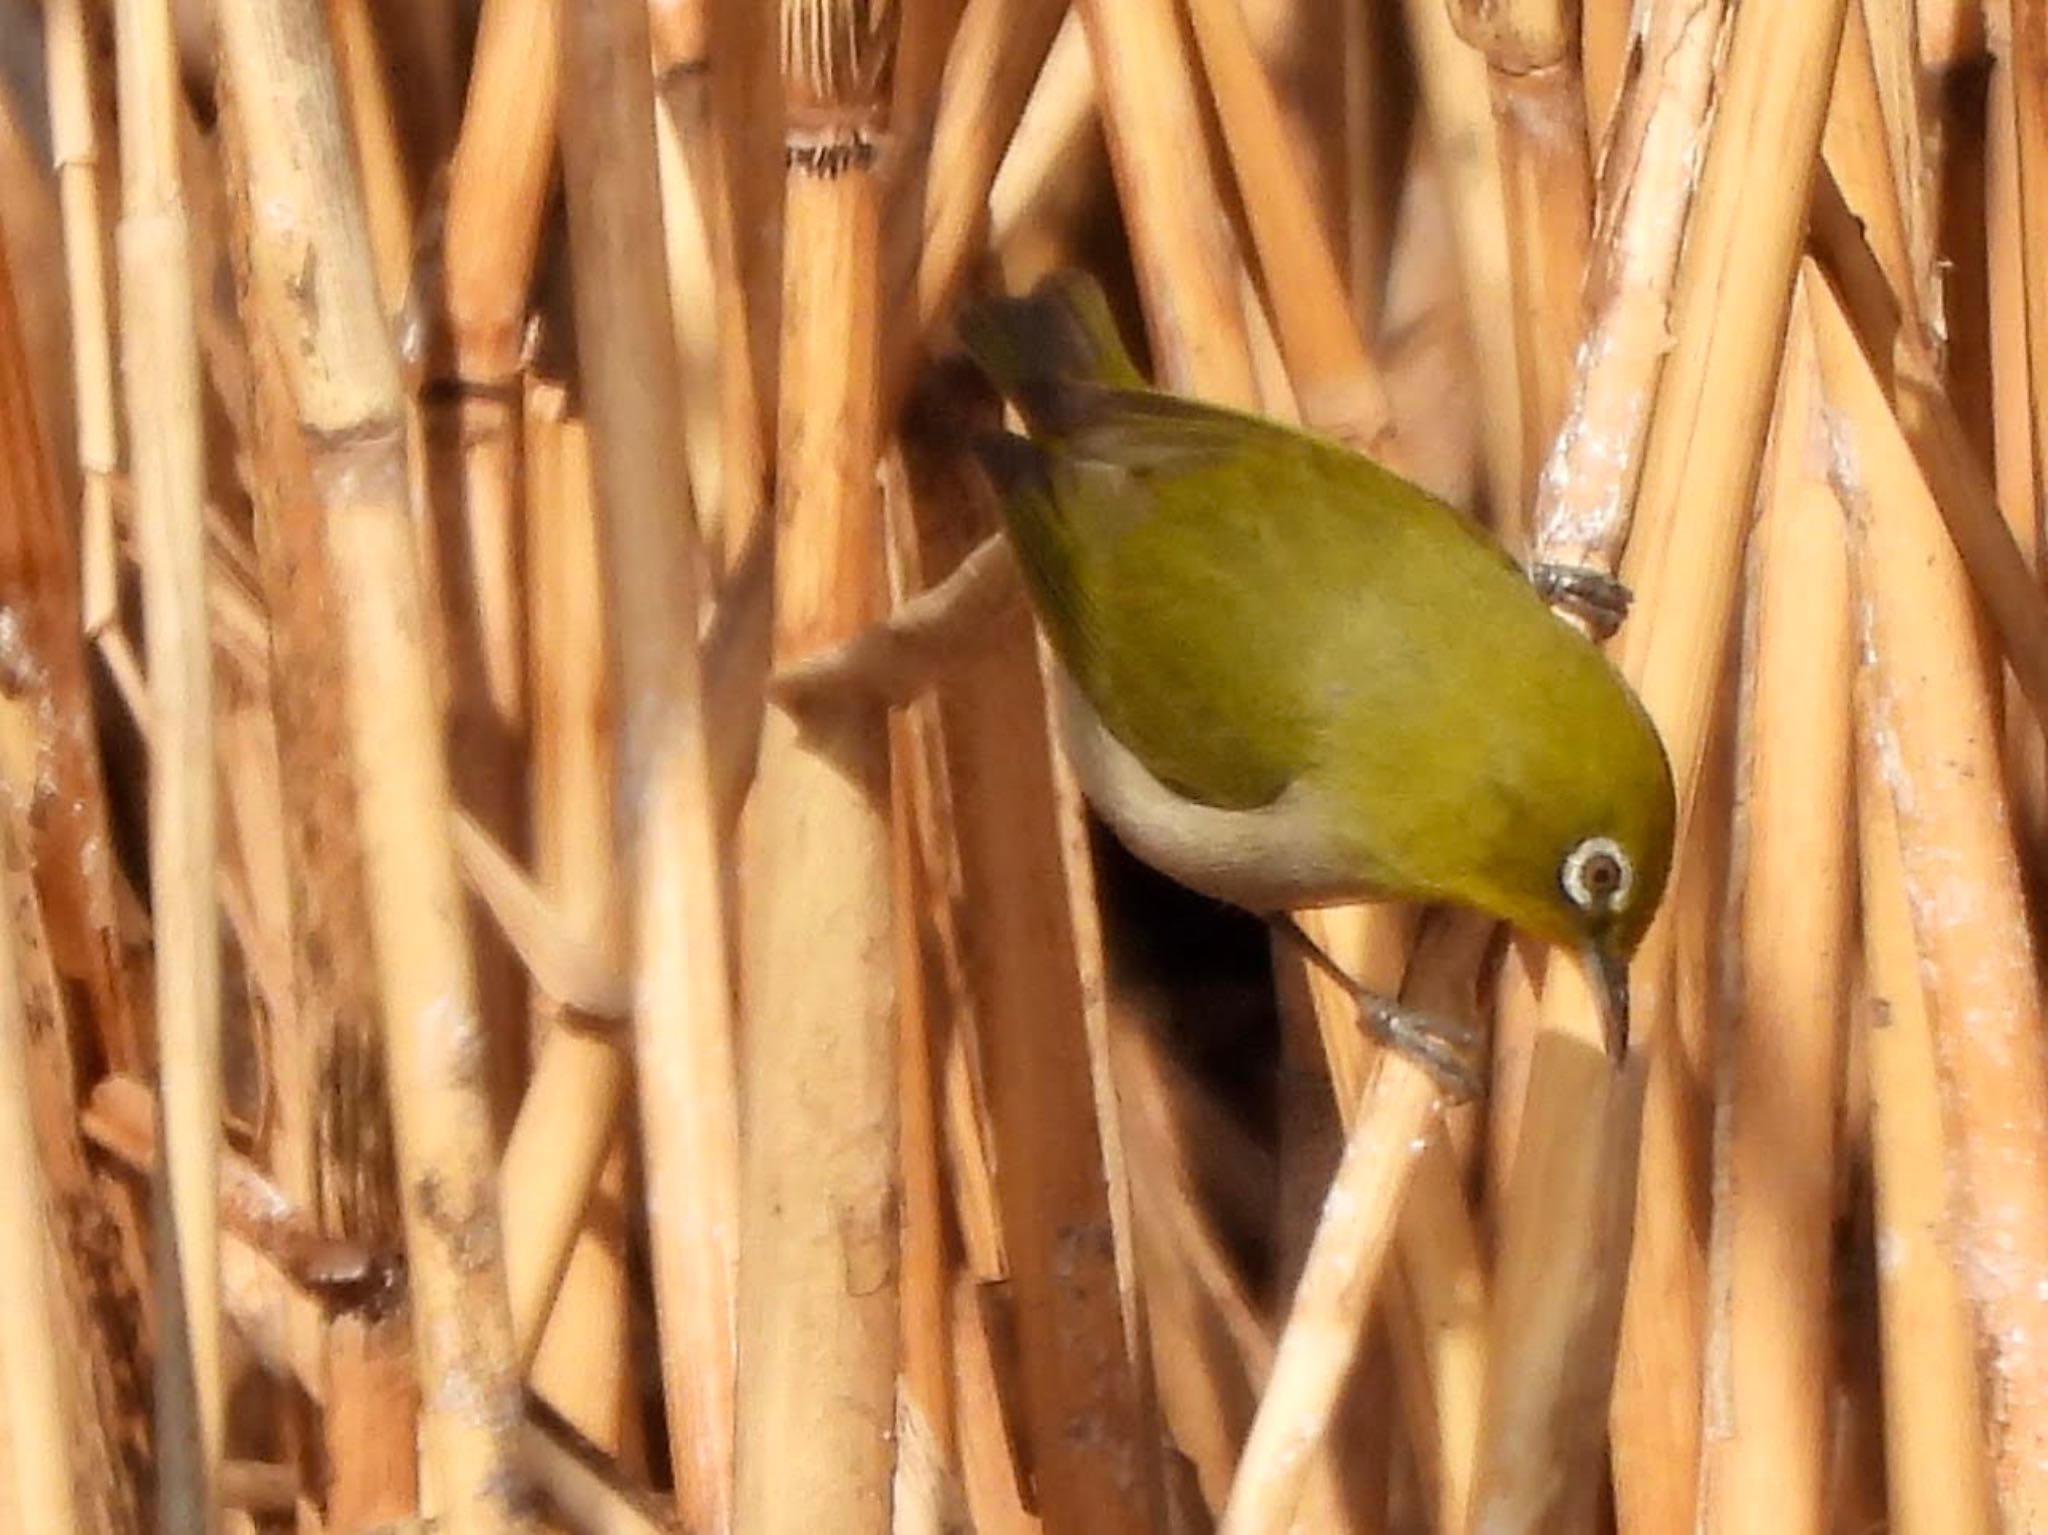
[958,271,1146,434]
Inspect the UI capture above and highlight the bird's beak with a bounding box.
[1585,941,1631,1065]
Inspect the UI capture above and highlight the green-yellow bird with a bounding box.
[959,273,1675,1091]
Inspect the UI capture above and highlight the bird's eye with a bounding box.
[1561,836,1634,914]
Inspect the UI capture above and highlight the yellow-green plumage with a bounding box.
[961,273,1675,966]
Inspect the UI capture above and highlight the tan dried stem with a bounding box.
[900,423,1162,1532]
[1074,0,1258,404]
[735,3,903,1528]
[1817,264,2048,1530]
[558,2,739,1527]
[1183,0,1394,454]
[43,0,120,636]
[114,0,222,1505]
[1698,297,1855,1535]
[1477,1,1851,1525]
[1534,0,1730,576]
[1396,0,1522,514]
[213,2,532,1525]
[1451,0,1594,528]
[0,838,81,1535]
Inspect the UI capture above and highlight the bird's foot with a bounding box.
[1355,994,1486,1102]
[1529,562,1632,639]
[1268,915,1487,1101]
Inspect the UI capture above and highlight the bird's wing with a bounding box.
[976,387,1462,813]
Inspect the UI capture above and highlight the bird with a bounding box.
[957,271,1676,1093]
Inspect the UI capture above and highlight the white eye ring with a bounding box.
[1562,836,1634,913]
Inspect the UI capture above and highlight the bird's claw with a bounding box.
[1530,562,1632,639]
[1360,997,1486,1102]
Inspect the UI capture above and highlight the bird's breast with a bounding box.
[1051,668,1387,912]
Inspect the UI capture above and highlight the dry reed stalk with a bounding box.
[1861,0,1942,326]
[1826,0,1918,311]
[1532,0,1728,577]
[1854,682,1997,1535]
[1451,0,1593,515]
[217,69,419,1523]
[1817,268,2048,1530]
[1395,0,1522,517]
[1074,0,1258,404]
[1219,1053,1441,1535]
[1983,29,2048,870]
[0,838,81,1535]
[894,0,1067,395]
[519,388,631,1452]
[734,2,903,1526]
[651,0,774,572]
[1697,298,1855,1535]
[114,0,224,1503]
[889,708,963,1532]
[901,419,1163,1532]
[1183,0,1395,454]
[437,0,561,727]
[558,3,740,1527]
[2009,2,2048,592]
[44,0,120,636]
[1580,0,1635,142]
[326,0,415,310]
[949,1275,1042,1535]
[1477,3,1850,1525]
[212,2,531,1525]
[986,16,1100,279]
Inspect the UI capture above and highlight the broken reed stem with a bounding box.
[113,0,223,1506]
[1183,0,1394,454]
[0,848,80,1535]
[1074,0,1258,404]
[735,3,902,1527]
[1698,297,1855,1535]
[212,3,532,1527]
[1476,1,1850,1524]
[903,428,1162,1532]
[43,0,120,635]
[1817,264,2048,1530]
[557,3,738,1527]
[1533,0,1729,577]
[1451,0,1594,527]
[1855,674,1998,1535]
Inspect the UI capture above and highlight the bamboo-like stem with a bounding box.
[0,835,81,1535]
[1826,0,1918,315]
[113,0,222,1508]
[1984,22,2048,868]
[653,2,773,573]
[1395,0,1522,515]
[1698,298,1855,1535]
[1854,676,1997,1535]
[1075,0,1258,404]
[894,0,1068,397]
[902,420,1162,1532]
[735,3,902,1527]
[1860,0,1941,331]
[1451,0,1594,526]
[212,3,532,1526]
[44,0,121,636]
[1580,0,1635,142]
[1533,0,1730,576]
[1183,0,1394,454]
[1219,1054,1439,1535]
[558,3,739,1527]
[326,0,415,311]
[520,387,631,1452]
[1476,1,1851,1524]
[1817,264,2048,1529]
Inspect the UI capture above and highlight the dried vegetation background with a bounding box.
[0,0,2040,1531]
